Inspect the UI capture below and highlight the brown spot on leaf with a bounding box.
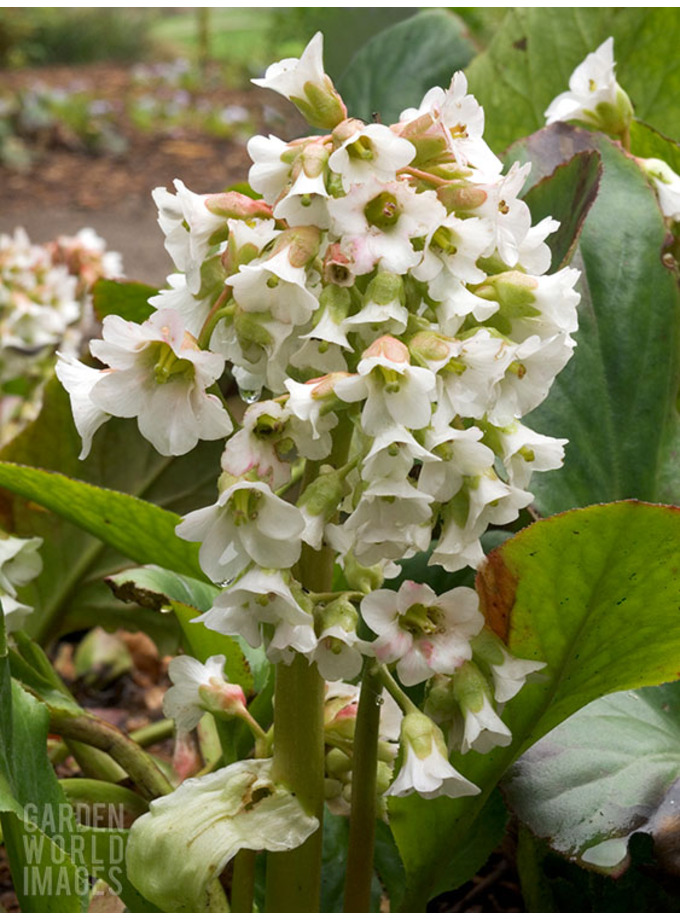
[106,578,171,611]
[476,550,518,642]
[513,37,527,51]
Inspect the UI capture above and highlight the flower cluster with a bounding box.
[60,34,571,801]
[1,226,122,442]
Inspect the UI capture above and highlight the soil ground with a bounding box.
[0,62,304,284]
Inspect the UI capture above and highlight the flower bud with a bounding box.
[271,225,322,267]
[332,118,368,147]
[318,283,352,324]
[362,334,410,364]
[342,552,384,594]
[437,182,488,214]
[325,746,352,779]
[474,270,538,312]
[198,677,249,722]
[234,307,273,351]
[590,86,634,140]
[397,113,449,166]
[376,761,394,795]
[299,465,349,520]
[205,191,273,221]
[298,139,330,179]
[364,271,404,308]
[325,777,344,800]
[409,330,454,365]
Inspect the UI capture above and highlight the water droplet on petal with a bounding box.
[239,387,262,404]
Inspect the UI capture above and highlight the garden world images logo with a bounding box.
[19,803,127,898]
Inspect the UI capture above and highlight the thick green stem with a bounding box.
[231,850,256,912]
[48,709,173,800]
[343,662,383,912]
[265,654,326,912]
[265,417,353,911]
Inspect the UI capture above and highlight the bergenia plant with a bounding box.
[54,32,571,909]
[3,13,680,913]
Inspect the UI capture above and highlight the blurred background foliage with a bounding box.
[0,8,505,80]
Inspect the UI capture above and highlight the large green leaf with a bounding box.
[503,683,680,871]
[0,378,221,643]
[522,151,602,272]
[338,9,476,125]
[0,461,204,581]
[466,9,680,154]
[389,502,680,907]
[92,278,157,324]
[0,645,88,912]
[629,120,680,175]
[506,128,680,514]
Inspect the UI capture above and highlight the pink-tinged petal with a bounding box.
[396,647,436,686]
[372,628,412,664]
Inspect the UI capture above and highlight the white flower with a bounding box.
[328,179,445,275]
[435,329,515,422]
[152,179,227,294]
[0,532,42,632]
[333,336,436,436]
[126,758,319,912]
[220,400,292,490]
[71,308,233,457]
[329,123,415,191]
[544,37,632,135]
[176,482,306,585]
[285,376,339,452]
[252,31,327,101]
[247,134,292,204]
[493,421,567,490]
[461,693,512,754]
[230,248,318,326]
[361,582,484,687]
[476,161,533,268]
[449,661,513,754]
[413,214,494,289]
[490,333,575,425]
[252,32,346,130]
[387,712,480,800]
[163,654,247,734]
[433,281,499,337]
[194,568,316,663]
[642,158,680,222]
[329,478,433,568]
[419,424,495,504]
[54,354,110,460]
[517,216,560,274]
[400,72,502,178]
[310,624,369,682]
[148,272,216,338]
[274,165,331,229]
[471,628,546,704]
